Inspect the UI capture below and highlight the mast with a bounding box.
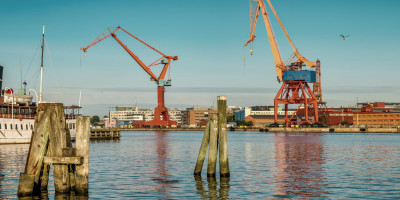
[20,56,22,90]
[39,25,45,103]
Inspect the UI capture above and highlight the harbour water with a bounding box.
[1,131,399,199]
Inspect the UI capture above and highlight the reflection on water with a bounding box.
[0,132,399,199]
[0,144,29,198]
[194,175,230,199]
[273,133,327,199]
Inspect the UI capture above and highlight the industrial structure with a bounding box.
[81,26,178,127]
[244,0,321,126]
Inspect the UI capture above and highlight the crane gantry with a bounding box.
[81,26,178,127]
[244,0,322,126]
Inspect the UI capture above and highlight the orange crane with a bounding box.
[244,0,320,126]
[81,26,178,127]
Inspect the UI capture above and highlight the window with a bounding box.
[302,75,307,77]
[0,124,1,129]
[10,124,12,129]
[31,124,33,130]
[15,124,18,130]
[289,75,293,78]
[4,124,7,129]
[26,124,28,130]
[21,124,23,130]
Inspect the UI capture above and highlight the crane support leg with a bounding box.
[146,86,177,127]
[274,81,319,126]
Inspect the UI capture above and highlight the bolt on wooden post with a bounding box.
[194,96,230,177]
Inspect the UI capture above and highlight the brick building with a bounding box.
[245,115,286,127]
[324,102,400,127]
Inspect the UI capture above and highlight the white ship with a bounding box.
[0,85,80,144]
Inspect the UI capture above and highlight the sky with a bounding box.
[1,0,400,117]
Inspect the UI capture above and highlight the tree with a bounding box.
[246,121,253,127]
[91,115,100,125]
[340,120,349,126]
[227,113,235,122]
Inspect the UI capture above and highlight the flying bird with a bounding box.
[340,35,350,40]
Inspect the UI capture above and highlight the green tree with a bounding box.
[227,113,235,122]
[246,121,253,127]
[340,120,349,126]
[91,115,100,125]
[235,120,246,126]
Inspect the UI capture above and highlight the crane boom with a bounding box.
[244,0,285,82]
[244,0,315,82]
[80,26,178,82]
[265,0,316,68]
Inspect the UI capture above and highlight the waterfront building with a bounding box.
[234,106,295,121]
[324,102,400,127]
[181,106,218,127]
[107,106,182,128]
[245,115,286,127]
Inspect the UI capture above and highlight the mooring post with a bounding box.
[194,119,211,175]
[218,96,230,177]
[48,103,70,193]
[75,116,90,194]
[18,104,51,197]
[207,115,218,177]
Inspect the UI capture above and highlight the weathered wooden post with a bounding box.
[75,116,90,194]
[218,96,230,177]
[18,103,90,197]
[48,103,71,193]
[18,104,52,196]
[207,115,218,177]
[194,119,211,175]
[194,96,230,178]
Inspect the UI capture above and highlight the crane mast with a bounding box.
[81,27,178,127]
[244,0,321,126]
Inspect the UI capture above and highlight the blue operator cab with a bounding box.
[282,70,316,83]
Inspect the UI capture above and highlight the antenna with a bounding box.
[39,25,45,103]
[79,90,82,107]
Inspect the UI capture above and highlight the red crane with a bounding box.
[81,26,178,127]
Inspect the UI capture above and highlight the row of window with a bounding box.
[1,107,33,115]
[0,123,33,130]
[358,114,400,118]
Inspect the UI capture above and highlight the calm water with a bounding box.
[1,131,400,199]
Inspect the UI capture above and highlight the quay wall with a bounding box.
[96,127,400,133]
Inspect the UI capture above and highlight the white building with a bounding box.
[234,106,295,121]
[107,106,182,128]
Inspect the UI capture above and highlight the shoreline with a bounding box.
[93,127,400,133]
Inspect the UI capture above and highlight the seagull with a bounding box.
[340,35,350,40]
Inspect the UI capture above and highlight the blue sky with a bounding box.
[1,0,399,116]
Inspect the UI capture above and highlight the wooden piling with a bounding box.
[75,116,90,194]
[18,104,51,196]
[48,103,71,193]
[207,115,218,177]
[194,119,211,175]
[217,96,230,177]
[18,173,35,197]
